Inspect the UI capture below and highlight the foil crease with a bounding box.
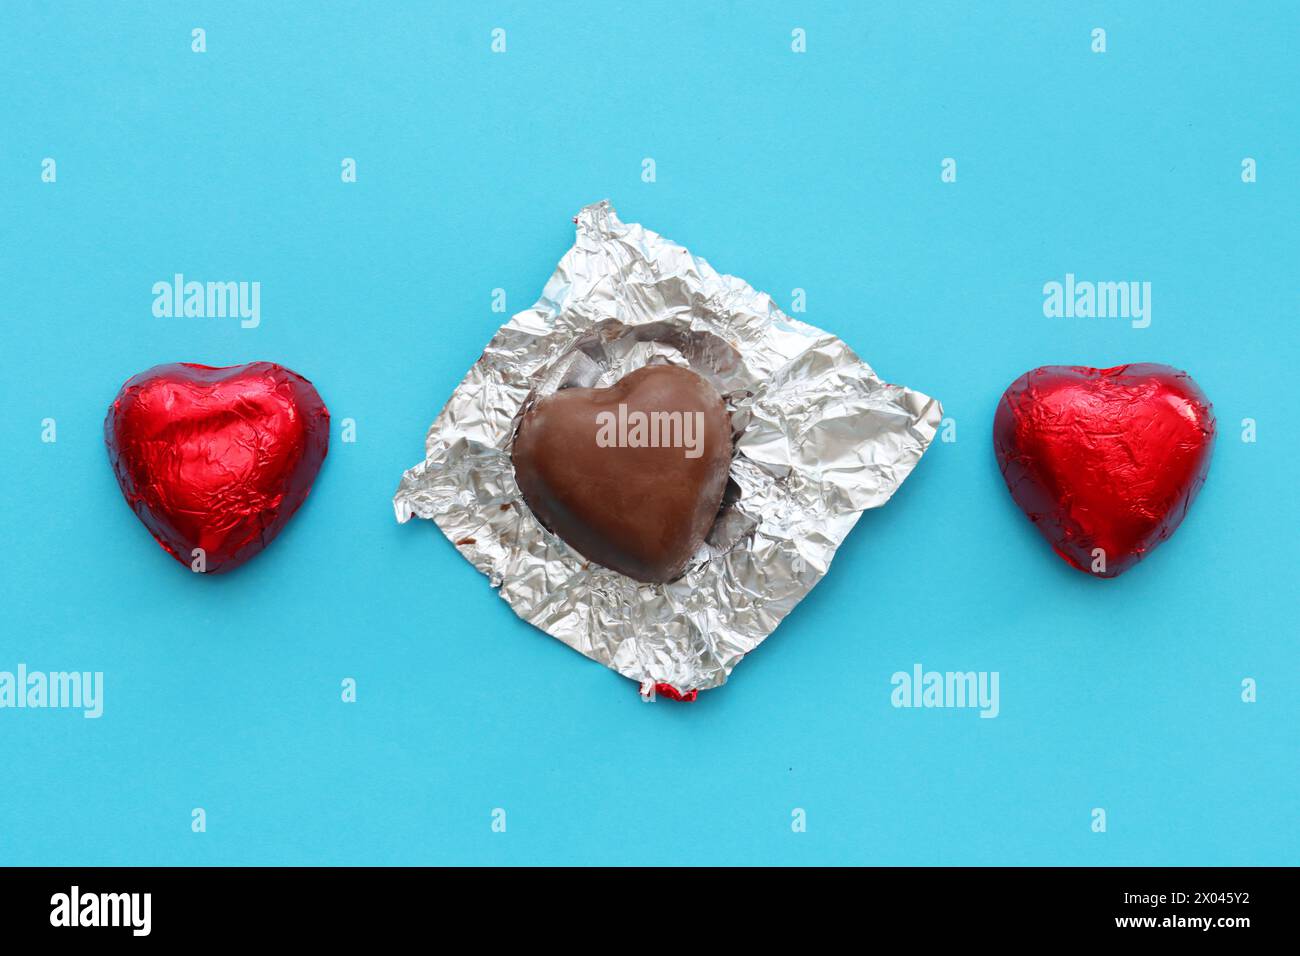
[393,201,942,694]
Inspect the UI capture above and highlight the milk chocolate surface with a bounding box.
[511,364,732,583]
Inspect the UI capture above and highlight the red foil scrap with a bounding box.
[105,362,329,574]
[650,683,698,703]
[993,363,1214,578]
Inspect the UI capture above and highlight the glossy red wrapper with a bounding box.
[993,363,1214,578]
[105,362,329,574]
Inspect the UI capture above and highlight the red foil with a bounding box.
[653,683,698,702]
[993,364,1214,578]
[105,362,329,574]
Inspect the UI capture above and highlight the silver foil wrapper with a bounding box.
[393,201,942,696]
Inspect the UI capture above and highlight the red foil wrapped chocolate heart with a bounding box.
[993,363,1214,578]
[105,362,330,574]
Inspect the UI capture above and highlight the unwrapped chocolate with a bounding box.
[511,364,733,584]
[394,201,941,695]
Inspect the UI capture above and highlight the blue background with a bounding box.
[1,2,1296,866]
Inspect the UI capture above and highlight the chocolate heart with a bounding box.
[511,364,732,583]
[105,362,330,573]
[993,363,1214,578]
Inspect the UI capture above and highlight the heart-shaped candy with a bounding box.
[993,363,1214,578]
[511,364,732,583]
[105,362,330,573]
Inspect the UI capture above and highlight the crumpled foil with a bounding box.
[394,201,942,696]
